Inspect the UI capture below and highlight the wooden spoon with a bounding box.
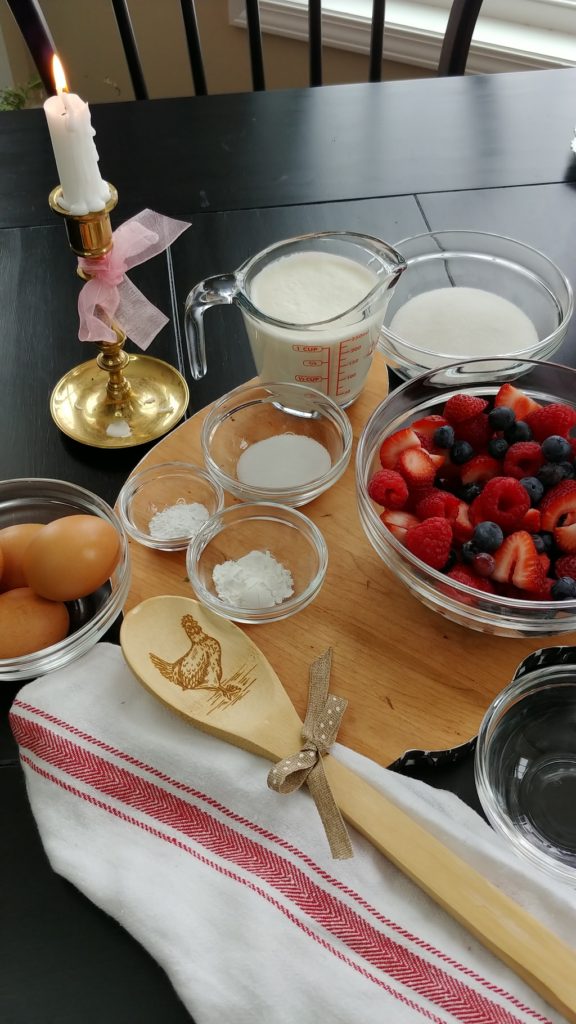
[120,595,576,1021]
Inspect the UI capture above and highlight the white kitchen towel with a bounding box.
[10,642,576,1024]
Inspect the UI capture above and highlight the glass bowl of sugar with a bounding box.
[117,462,225,552]
[186,502,328,624]
[378,230,573,381]
[201,381,353,507]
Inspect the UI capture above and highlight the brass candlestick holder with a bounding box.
[48,183,189,449]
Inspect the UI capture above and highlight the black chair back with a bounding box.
[5,0,483,100]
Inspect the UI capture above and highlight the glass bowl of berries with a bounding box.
[356,358,576,637]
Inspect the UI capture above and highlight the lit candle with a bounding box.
[43,55,111,215]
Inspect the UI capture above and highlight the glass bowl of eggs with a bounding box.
[0,478,130,681]
[378,230,573,381]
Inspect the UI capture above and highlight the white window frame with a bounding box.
[228,0,576,73]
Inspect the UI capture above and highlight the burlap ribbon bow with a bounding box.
[267,649,353,860]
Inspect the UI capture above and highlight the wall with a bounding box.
[0,0,427,101]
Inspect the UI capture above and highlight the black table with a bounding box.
[2,69,576,1024]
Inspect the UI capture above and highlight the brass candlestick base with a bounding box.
[48,183,189,449]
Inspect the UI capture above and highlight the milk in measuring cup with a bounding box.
[244,252,383,406]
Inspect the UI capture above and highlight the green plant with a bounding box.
[0,75,43,111]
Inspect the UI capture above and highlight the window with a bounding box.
[228,0,576,73]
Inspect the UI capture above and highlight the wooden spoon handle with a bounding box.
[323,755,576,1021]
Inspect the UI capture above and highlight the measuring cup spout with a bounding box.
[184,274,238,381]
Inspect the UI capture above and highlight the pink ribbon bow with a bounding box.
[77,209,190,350]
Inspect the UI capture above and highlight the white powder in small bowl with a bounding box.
[236,434,332,490]
[212,549,294,608]
[148,501,210,541]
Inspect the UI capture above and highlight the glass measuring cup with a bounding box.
[184,231,406,407]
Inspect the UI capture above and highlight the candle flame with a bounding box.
[52,55,68,95]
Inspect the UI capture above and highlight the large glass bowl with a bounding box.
[378,231,573,380]
[476,647,576,881]
[0,478,130,681]
[356,358,576,638]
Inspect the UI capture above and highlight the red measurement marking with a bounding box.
[296,374,326,383]
[292,344,324,352]
[303,359,326,367]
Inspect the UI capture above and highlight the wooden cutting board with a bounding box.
[123,355,573,766]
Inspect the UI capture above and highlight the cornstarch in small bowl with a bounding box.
[212,549,294,609]
[148,502,210,541]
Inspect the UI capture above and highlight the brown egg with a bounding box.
[0,523,43,591]
[23,514,121,602]
[0,588,69,658]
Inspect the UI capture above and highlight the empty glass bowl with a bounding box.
[117,462,224,551]
[378,230,573,380]
[201,381,353,507]
[0,478,130,681]
[186,502,328,624]
[476,647,576,881]
[356,358,576,638]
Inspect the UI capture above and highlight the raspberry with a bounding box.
[525,403,576,442]
[556,555,576,579]
[367,469,409,508]
[414,488,460,521]
[503,442,544,480]
[404,517,453,570]
[443,394,488,425]
[470,477,530,534]
[447,565,495,593]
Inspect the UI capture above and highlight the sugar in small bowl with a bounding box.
[201,381,353,507]
[117,462,225,552]
[186,502,328,624]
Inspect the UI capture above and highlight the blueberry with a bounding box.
[488,406,516,430]
[551,577,576,600]
[532,534,545,553]
[519,476,544,506]
[460,483,482,503]
[461,540,478,563]
[559,461,575,480]
[473,552,496,577]
[450,440,474,465]
[538,463,566,488]
[541,435,571,463]
[538,531,555,555]
[487,438,509,459]
[433,425,455,449]
[504,420,533,443]
[472,521,504,553]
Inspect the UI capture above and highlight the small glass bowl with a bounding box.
[0,478,130,682]
[476,650,576,881]
[186,502,328,624]
[356,358,576,638]
[378,230,573,381]
[117,462,225,551]
[201,381,353,507]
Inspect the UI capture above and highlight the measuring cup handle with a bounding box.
[184,274,238,381]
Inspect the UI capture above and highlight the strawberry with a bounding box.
[491,531,546,592]
[554,522,576,553]
[443,394,488,425]
[521,507,541,533]
[454,414,492,451]
[452,500,474,543]
[470,477,530,534]
[380,510,420,542]
[397,447,437,488]
[518,577,555,601]
[502,442,544,480]
[460,455,500,486]
[379,428,421,469]
[367,469,409,509]
[411,415,448,441]
[494,383,541,420]
[538,552,551,575]
[447,565,495,594]
[539,480,576,531]
[525,403,576,442]
[415,488,460,521]
[555,554,576,579]
[404,517,453,570]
